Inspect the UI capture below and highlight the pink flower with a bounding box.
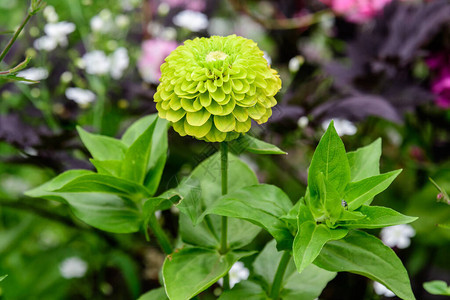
[164,0,206,11]
[138,39,178,84]
[321,0,393,23]
[427,53,450,108]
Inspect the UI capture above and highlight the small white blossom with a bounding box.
[17,67,49,84]
[322,118,357,136]
[59,257,88,279]
[109,47,129,79]
[218,262,249,288]
[373,282,395,297]
[90,9,114,33]
[60,71,73,83]
[34,35,57,51]
[82,50,111,75]
[289,56,304,73]
[173,10,208,32]
[380,224,415,249]
[65,87,96,106]
[44,21,76,47]
[298,116,309,128]
[43,5,59,23]
[263,51,272,66]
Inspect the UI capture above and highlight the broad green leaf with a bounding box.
[338,206,417,229]
[173,153,261,249]
[138,288,169,300]
[219,281,268,300]
[25,170,92,202]
[77,126,127,161]
[308,121,350,197]
[90,159,122,177]
[252,240,336,299]
[25,171,141,233]
[54,173,151,200]
[293,221,348,273]
[120,119,157,184]
[178,213,220,248]
[344,170,402,210]
[170,178,202,224]
[143,197,176,240]
[314,230,415,300]
[230,134,287,155]
[162,247,255,300]
[423,280,450,296]
[122,115,170,194]
[347,138,381,182]
[201,184,294,250]
[311,172,343,225]
[0,275,7,282]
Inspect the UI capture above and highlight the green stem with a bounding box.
[270,251,291,300]
[220,141,230,290]
[147,213,173,255]
[0,13,32,63]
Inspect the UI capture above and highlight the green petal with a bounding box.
[169,96,182,110]
[214,114,236,132]
[181,98,202,112]
[211,88,226,102]
[232,79,244,92]
[172,119,187,136]
[205,100,223,115]
[222,81,232,94]
[235,119,251,133]
[166,108,186,122]
[199,92,212,107]
[184,117,212,138]
[207,80,217,93]
[247,103,267,120]
[186,109,211,126]
[205,127,227,142]
[218,97,236,116]
[232,106,248,122]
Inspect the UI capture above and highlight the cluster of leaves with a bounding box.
[25,115,170,234]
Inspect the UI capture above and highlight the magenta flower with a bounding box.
[138,39,178,84]
[321,0,392,23]
[426,53,450,109]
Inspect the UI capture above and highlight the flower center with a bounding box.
[205,51,228,62]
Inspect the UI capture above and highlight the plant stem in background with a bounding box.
[220,141,230,289]
[270,251,291,300]
[147,213,173,255]
[0,14,32,63]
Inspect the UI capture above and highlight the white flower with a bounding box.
[218,262,249,288]
[65,87,96,106]
[322,118,357,136]
[90,9,115,33]
[44,21,76,47]
[59,257,88,279]
[16,67,49,84]
[173,10,208,32]
[380,224,415,249]
[263,51,272,66]
[298,116,309,128]
[82,51,111,75]
[373,282,395,297]
[43,5,59,23]
[34,36,57,51]
[109,47,129,79]
[289,56,304,73]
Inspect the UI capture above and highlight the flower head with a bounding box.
[218,261,249,288]
[380,224,415,249]
[59,257,88,279]
[154,35,282,142]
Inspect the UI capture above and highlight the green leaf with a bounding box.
[423,280,450,296]
[90,159,122,177]
[308,120,350,198]
[201,184,294,250]
[173,153,261,249]
[218,281,268,300]
[230,135,287,155]
[170,178,202,225]
[54,173,151,200]
[347,138,381,182]
[314,230,415,300]
[25,171,141,233]
[77,126,128,161]
[338,206,417,229]
[122,115,170,195]
[293,221,348,273]
[138,288,169,300]
[344,170,402,210]
[253,239,336,299]
[162,247,255,300]
[0,274,7,282]
[120,118,157,184]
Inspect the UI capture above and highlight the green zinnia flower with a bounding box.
[154,35,282,142]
